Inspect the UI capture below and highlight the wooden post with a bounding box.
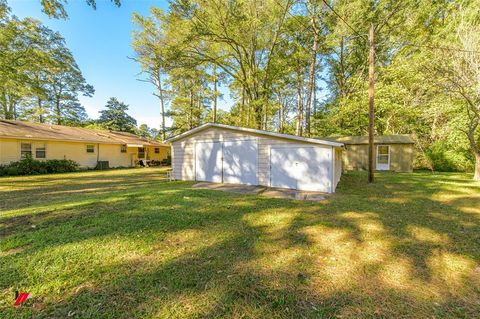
[368,24,375,183]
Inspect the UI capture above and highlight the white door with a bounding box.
[376,145,390,171]
[270,146,332,192]
[195,141,223,182]
[223,140,258,185]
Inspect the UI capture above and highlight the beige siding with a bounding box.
[334,148,343,188]
[389,144,414,172]
[0,137,170,168]
[131,146,170,163]
[171,126,339,191]
[342,143,414,173]
[0,138,19,164]
[147,146,170,161]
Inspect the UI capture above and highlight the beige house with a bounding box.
[321,135,415,172]
[0,120,170,168]
[166,123,344,193]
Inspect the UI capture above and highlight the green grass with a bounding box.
[1,168,479,319]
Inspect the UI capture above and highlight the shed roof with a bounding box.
[317,135,414,145]
[0,120,167,146]
[165,123,344,147]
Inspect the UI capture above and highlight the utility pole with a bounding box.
[368,23,375,183]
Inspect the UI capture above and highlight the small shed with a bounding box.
[166,124,344,193]
[320,135,415,172]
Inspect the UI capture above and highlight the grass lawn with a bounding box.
[1,168,479,318]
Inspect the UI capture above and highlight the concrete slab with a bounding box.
[261,188,327,201]
[192,182,328,201]
[192,182,266,194]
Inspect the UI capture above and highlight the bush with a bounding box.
[421,141,475,172]
[0,156,79,176]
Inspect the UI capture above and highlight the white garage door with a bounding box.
[195,141,222,182]
[195,140,258,184]
[270,146,332,192]
[223,140,258,185]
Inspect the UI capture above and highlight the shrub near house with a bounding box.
[0,156,79,176]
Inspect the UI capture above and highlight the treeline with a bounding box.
[0,2,159,139]
[132,0,479,176]
[0,3,92,125]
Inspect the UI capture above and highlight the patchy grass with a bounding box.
[1,168,479,318]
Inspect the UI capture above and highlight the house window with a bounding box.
[138,147,145,159]
[154,147,160,154]
[121,144,127,153]
[86,144,95,153]
[21,143,32,158]
[35,143,46,159]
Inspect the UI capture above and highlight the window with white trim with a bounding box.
[21,143,32,159]
[121,144,127,153]
[86,144,95,153]
[35,143,46,158]
[377,145,390,165]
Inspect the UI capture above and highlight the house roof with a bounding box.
[317,134,415,145]
[0,120,167,147]
[165,123,344,147]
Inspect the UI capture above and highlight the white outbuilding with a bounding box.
[165,123,344,193]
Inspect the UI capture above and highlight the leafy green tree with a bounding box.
[97,97,137,133]
[168,65,211,135]
[137,123,153,138]
[37,0,121,19]
[132,8,172,141]
[0,12,46,119]
[130,0,478,174]
[0,3,92,125]
[48,52,94,125]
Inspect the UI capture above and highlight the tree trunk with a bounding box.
[197,95,202,126]
[295,70,304,136]
[157,72,166,141]
[56,100,62,125]
[240,87,245,126]
[339,36,345,98]
[474,152,480,180]
[305,12,318,137]
[263,103,268,130]
[38,98,44,123]
[189,89,194,129]
[255,102,263,130]
[278,95,283,133]
[467,121,480,180]
[213,64,217,123]
[313,72,317,116]
[1,93,15,120]
[282,99,287,133]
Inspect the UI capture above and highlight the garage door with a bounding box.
[223,140,258,185]
[195,141,222,182]
[270,146,332,192]
[195,140,258,184]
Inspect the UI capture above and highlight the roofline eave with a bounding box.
[165,123,344,147]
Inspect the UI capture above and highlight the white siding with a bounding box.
[171,126,342,192]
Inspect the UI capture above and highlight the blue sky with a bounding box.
[9,0,232,129]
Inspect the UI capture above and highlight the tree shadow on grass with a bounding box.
[1,170,480,318]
